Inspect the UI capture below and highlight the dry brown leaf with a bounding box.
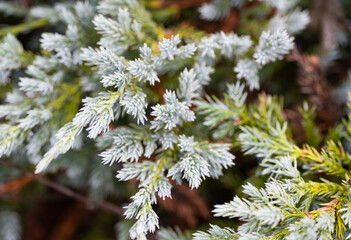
[158,184,210,228]
[50,201,90,240]
[288,47,340,133]
[0,174,33,194]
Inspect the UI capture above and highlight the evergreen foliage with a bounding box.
[1,0,351,239]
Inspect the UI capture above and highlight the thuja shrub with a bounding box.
[1,0,351,239]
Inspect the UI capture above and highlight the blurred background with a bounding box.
[1,0,351,239]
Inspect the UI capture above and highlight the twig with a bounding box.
[0,18,50,37]
[145,0,209,8]
[0,159,124,216]
[0,174,33,193]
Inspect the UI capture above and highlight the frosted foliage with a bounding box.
[254,30,294,65]
[0,210,21,240]
[0,1,311,239]
[234,59,259,90]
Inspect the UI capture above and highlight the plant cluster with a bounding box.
[0,0,351,239]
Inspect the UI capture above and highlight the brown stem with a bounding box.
[0,159,124,216]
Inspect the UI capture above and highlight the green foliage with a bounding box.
[0,0,350,239]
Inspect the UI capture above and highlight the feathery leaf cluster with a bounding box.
[2,0,348,240]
